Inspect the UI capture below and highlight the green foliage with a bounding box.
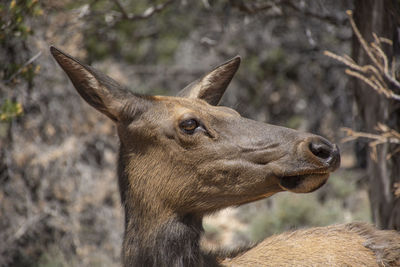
[0,0,42,43]
[0,0,42,81]
[83,0,205,64]
[328,171,357,199]
[286,115,304,129]
[36,247,70,267]
[0,99,23,121]
[0,0,42,122]
[248,193,344,242]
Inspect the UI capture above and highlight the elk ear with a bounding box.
[50,46,132,122]
[177,56,240,105]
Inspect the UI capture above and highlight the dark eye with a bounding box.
[179,119,199,134]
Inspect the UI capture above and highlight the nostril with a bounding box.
[309,142,332,160]
[306,137,341,171]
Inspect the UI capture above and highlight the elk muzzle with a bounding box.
[277,136,340,193]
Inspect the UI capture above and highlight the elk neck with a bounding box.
[117,143,218,267]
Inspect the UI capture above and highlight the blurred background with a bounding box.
[1,0,399,266]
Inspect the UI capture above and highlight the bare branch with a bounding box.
[112,0,175,21]
[324,51,365,72]
[278,0,344,25]
[324,10,400,102]
[344,69,382,95]
[5,51,42,84]
[394,182,400,198]
[111,0,129,19]
[229,0,345,25]
[228,0,275,14]
[346,10,382,71]
[380,37,393,45]
[328,10,400,165]
[342,128,391,143]
[341,126,400,161]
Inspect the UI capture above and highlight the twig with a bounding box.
[111,0,129,19]
[344,69,382,94]
[347,10,400,92]
[324,10,400,101]
[12,214,44,241]
[394,182,400,198]
[342,128,394,143]
[229,0,344,25]
[345,69,393,98]
[346,10,382,71]
[324,51,365,72]
[5,51,42,84]
[278,0,344,25]
[341,126,400,161]
[228,0,274,15]
[112,0,174,21]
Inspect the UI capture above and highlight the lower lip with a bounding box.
[278,173,329,192]
[278,175,305,189]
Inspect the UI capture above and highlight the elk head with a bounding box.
[50,46,340,218]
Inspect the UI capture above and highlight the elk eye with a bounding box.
[179,119,199,134]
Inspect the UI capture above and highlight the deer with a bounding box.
[50,46,400,267]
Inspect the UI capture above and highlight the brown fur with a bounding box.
[223,223,400,266]
[50,46,400,267]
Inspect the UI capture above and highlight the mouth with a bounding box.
[278,172,330,193]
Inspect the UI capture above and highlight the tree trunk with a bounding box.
[352,0,400,230]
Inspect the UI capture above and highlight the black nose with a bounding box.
[308,138,340,171]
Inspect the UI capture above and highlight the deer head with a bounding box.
[50,46,340,266]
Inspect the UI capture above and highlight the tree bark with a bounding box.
[352,0,400,230]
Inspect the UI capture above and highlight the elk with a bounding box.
[50,46,400,267]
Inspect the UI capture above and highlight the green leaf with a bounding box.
[0,99,24,122]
